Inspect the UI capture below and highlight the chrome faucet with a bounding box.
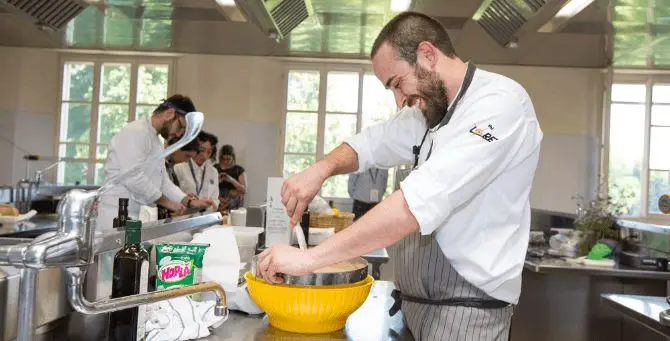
[0,112,229,341]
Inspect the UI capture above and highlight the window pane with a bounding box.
[95,163,107,185]
[324,114,357,154]
[101,63,131,102]
[651,104,670,126]
[650,126,670,170]
[66,7,100,47]
[136,105,154,121]
[326,14,361,54]
[103,7,133,47]
[322,175,349,198]
[61,162,88,185]
[58,143,89,158]
[362,74,397,129]
[98,104,129,144]
[287,71,320,111]
[97,145,108,160]
[287,16,322,53]
[285,112,318,153]
[283,154,315,177]
[652,84,670,104]
[612,33,649,67]
[61,103,91,143]
[363,14,385,56]
[141,19,172,48]
[608,103,645,216]
[649,170,670,215]
[611,83,646,103]
[326,72,359,113]
[63,63,94,101]
[137,65,169,104]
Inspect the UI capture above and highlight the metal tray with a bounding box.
[251,256,369,286]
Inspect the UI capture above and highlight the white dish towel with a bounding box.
[145,296,227,341]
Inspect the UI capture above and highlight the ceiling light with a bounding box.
[391,0,411,12]
[216,0,236,7]
[554,0,593,19]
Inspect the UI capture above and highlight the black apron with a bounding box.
[391,63,514,341]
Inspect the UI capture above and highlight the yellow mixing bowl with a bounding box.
[245,271,374,334]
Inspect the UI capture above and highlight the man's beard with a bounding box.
[158,119,177,140]
[408,66,449,128]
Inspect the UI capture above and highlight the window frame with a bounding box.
[604,70,670,217]
[280,62,395,201]
[56,54,175,185]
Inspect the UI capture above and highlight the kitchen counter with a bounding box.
[204,280,413,341]
[0,214,57,237]
[524,257,670,279]
[601,294,670,338]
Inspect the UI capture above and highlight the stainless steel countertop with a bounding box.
[524,257,670,279]
[203,281,413,341]
[601,294,670,338]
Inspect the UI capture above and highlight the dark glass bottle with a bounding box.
[108,220,150,341]
[300,209,310,246]
[113,198,129,230]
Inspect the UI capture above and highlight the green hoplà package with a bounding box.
[155,242,210,300]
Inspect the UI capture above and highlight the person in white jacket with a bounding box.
[256,12,543,341]
[98,94,215,232]
[174,131,220,212]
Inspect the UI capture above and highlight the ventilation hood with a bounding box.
[0,0,88,31]
[234,0,314,41]
[472,0,595,48]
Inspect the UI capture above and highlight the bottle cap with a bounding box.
[119,198,129,206]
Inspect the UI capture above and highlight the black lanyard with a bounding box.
[188,159,206,196]
[412,62,477,169]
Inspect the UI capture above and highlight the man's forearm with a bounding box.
[318,143,360,178]
[305,189,419,270]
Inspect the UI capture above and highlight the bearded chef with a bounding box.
[98,94,215,231]
[257,12,543,341]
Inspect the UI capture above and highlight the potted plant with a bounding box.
[575,179,634,256]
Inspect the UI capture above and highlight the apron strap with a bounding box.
[389,289,511,316]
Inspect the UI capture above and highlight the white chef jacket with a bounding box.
[98,116,187,231]
[346,67,543,304]
[173,158,220,211]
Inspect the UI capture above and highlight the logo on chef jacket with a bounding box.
[469,124,497,142]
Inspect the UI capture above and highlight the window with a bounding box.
[58,59,171,185]
[282,68,397,199]
[607,78,670,216]
[612,0,670,67]
[287,0,401,56]
[65,1,173,49]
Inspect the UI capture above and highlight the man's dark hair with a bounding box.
[197,131,218,147]
[167,136,199,152]
[155,94,196,116]
[370,11,456,65]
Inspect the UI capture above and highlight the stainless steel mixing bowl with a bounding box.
[251,255,369,286]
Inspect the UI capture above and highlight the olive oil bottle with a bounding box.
[113,198,129,230]
[108,220,150,341]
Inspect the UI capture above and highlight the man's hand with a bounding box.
[281,162,332,226]
[256,244,316,284]
[190,198,217,211]
[159,196,186,215]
